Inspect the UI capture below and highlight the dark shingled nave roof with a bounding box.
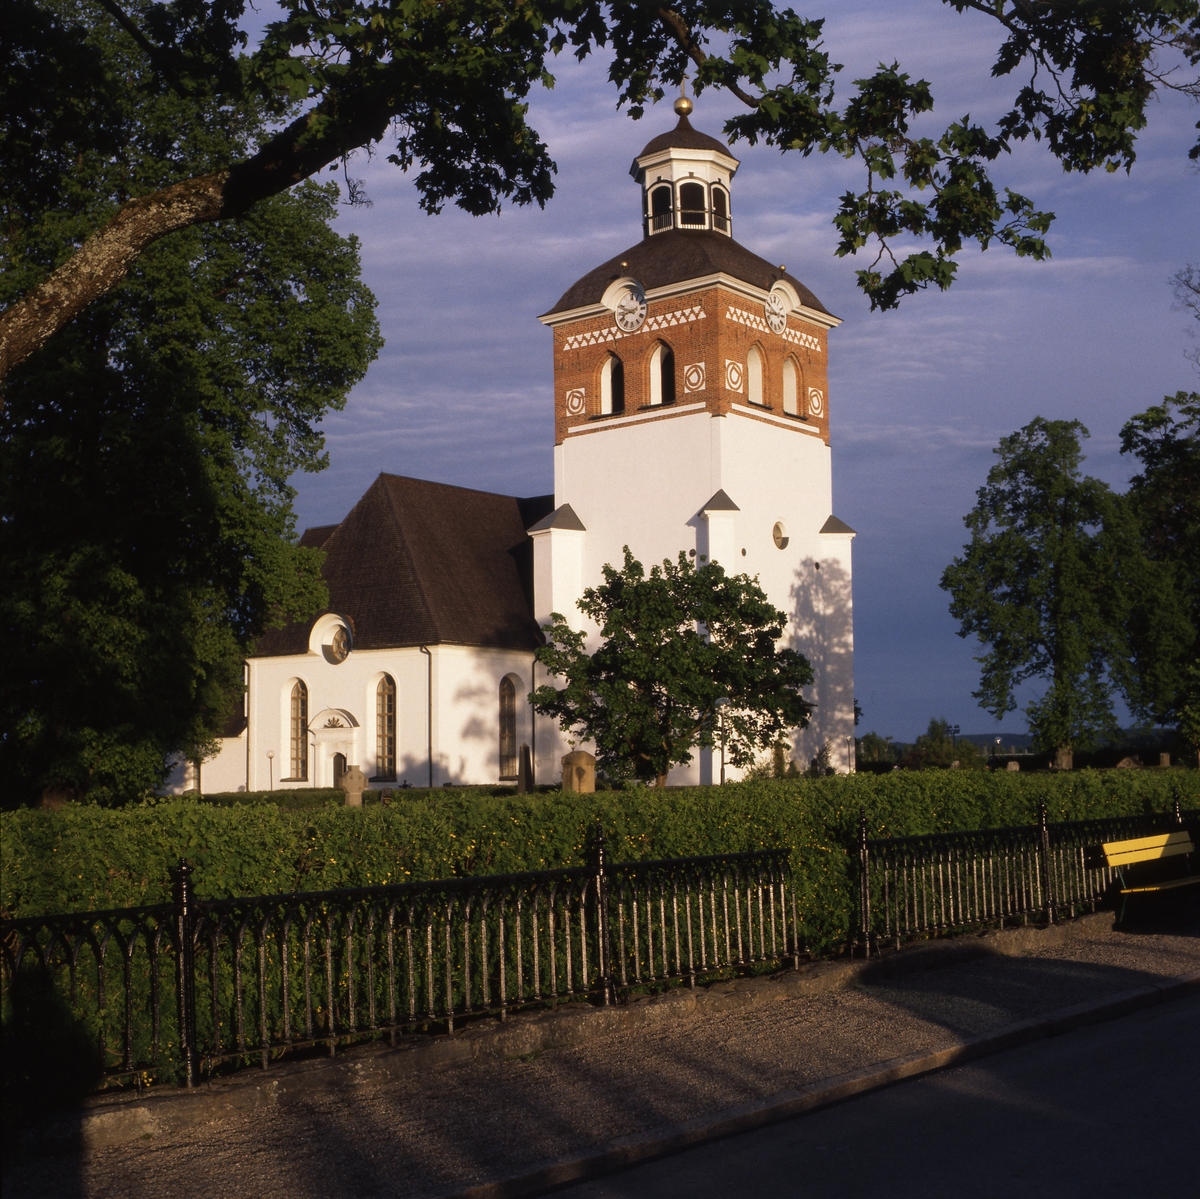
[255,476,554,657]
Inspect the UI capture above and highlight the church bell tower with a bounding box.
[533,96,856,779]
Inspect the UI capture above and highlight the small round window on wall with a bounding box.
[328,625,351,663]
[773,522,789,550]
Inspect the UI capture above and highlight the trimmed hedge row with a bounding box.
[3,770,1195,952]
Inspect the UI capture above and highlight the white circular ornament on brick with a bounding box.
[807,387,825,417]
[765,291,788,334]
[683,362,706,392]
[725,360,744,393]
[565,388,586,416]
[614,284,648,332]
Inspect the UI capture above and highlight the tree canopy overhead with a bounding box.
[0,1,382,805]
[3,0,1198,381]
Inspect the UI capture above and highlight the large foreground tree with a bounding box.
[0,3,381,806]
[532,549,813,785]
[940,418,1127,768]
[3,0,1198,380]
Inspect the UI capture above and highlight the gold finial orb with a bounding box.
[674,95,693,117]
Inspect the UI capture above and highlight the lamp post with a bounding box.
[714,698,729,784]
[266,749,274,791]
[847,734,854,774]
[949,724,960,750]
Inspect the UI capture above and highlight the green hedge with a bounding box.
[4,770,1195,951]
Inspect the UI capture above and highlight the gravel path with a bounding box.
[7,919,1199,1199]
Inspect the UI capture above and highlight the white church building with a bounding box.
[184,99,856,793]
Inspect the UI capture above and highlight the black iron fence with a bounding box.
[857,797,1198,952]
[1,830,797,1090]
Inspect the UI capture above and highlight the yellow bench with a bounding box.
[1091,830,1198,921]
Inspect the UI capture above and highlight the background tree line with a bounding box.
[940,272,1199,769]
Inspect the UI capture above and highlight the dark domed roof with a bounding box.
[544,229,831,318]
[637,114,733,159]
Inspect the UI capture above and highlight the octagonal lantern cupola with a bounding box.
[631,93,740,239]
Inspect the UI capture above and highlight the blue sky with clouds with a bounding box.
[283,1,1199,743]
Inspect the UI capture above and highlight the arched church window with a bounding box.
[375,675,396,781]
[499,677,517,780]
[747,346,765,406]
[289,681,308,780]
[711,186,729,233]
[783,358,800,415]
[649,343,676,406]
[650,185,673,232]
[679,181,706,227]
[600,354,625,415]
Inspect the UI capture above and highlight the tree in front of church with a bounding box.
[5,0,1199,380]
[940,419,1127,770]
[0,2,381,806]
[531,549,813,786]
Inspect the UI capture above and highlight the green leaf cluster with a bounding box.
[3,771,1195,954]
[531,549,813,784]
[0,2,382,805]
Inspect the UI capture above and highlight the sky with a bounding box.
[281,1,1199,743]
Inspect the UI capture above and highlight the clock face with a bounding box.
[765,291,788,334]
[614,285,648,332]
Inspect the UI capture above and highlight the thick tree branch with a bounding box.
[656,7,760,110]
[0,97,391,383]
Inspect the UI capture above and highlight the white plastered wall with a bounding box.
[245,643,537,790]
[550,407,854,781]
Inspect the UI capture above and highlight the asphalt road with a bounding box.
[557,994,1200,1199]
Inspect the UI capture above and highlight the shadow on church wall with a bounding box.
[788,556,854,769]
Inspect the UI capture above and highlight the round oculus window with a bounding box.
[330,625,351,663]
[772,522,790,550]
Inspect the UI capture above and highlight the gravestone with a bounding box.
[562,750,596,793]
[516,744,534,794]
[339,764,367,806]
[1159,753,1171,768]
[1005,760,1020,772]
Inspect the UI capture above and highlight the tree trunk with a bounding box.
[1054,745,1074,771]
[655,773,667,788]
[0,98,392,384]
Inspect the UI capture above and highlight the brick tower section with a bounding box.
[552,284,830,447]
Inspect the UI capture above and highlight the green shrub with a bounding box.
[3,771,1195,951]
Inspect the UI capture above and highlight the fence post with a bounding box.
[174,859,199,1087]
[858,807,872,958]
[1037,801,1057,925]
[589,820,612,1006]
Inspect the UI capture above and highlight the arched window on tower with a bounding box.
[679,181,706,227]
[289,681,308,780]
[783,358,800,415]
[649,343,676,406]
[747,346,765,406]
[650,185,673,232]
[499,677,517,780]
[375,675,396,780]
[711,186,729,233]
[600,354,625,415]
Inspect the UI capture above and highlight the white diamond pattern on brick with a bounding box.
[724,306,822,352]
[563,305,706,351]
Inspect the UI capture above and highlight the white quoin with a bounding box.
[529,504,587,630]
[700,489,740,569]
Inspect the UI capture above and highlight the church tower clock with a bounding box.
[533,96,856,780]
